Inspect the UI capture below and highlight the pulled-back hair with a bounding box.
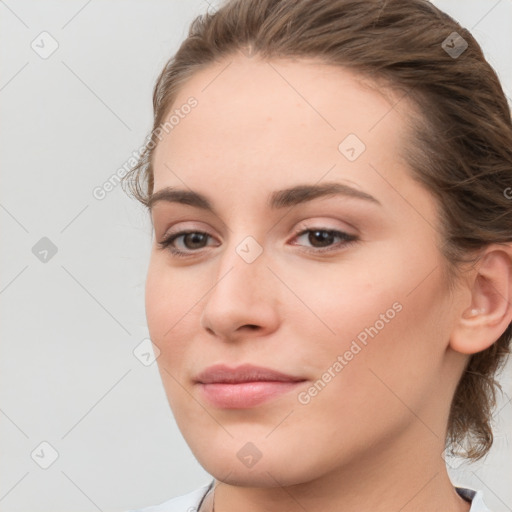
[122,0,512,461]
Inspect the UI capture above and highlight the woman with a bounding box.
[123,0,512,510]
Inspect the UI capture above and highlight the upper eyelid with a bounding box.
[160,222,355,240]
[157,214,358,235]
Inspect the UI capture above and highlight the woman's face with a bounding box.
[146,56,467,486]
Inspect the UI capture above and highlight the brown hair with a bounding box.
[122,0,512,461]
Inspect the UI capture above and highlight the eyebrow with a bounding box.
[148,181,381,214]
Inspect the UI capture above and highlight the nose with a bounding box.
[199,236,280,342]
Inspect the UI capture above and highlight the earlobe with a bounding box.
[450,245,512,355]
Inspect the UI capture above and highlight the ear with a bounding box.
[450,244,512,355]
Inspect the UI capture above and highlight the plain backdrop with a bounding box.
[1,1,511,511]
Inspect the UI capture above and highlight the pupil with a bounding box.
[310,230,333,247]
[187,233,206,248]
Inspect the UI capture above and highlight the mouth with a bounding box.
[194,363,307,409]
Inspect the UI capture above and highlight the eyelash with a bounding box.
[157,226,359,259]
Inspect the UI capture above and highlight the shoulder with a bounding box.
[456,487,491,512]
[126,480,214,512]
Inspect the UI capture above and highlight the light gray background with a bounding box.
[1,1,511,511]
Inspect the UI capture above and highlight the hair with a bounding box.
[122,0,512,461]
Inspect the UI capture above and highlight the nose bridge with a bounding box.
[211,232,268,304]
[200,230,278,336]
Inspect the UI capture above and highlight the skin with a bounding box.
[145,54,512,512]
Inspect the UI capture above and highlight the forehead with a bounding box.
[152,56,414,192]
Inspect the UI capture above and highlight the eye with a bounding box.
[157,230,216,258]
[291,227,358,254]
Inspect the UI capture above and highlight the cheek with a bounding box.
[145,258,198,360]
[292,269,449,455]
[293,239,449,397]
[329,269,451,431]
[145,261,198,411]
[283,256,400,351]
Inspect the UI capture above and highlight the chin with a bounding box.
[187,436,327,488]
[202,460,316,488]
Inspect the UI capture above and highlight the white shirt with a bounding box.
[127,479,491,511]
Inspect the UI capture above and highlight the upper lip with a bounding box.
[195,364,306,384]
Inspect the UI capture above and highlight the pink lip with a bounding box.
[195,364,306,409]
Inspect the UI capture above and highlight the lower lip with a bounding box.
[198,381,304,408]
